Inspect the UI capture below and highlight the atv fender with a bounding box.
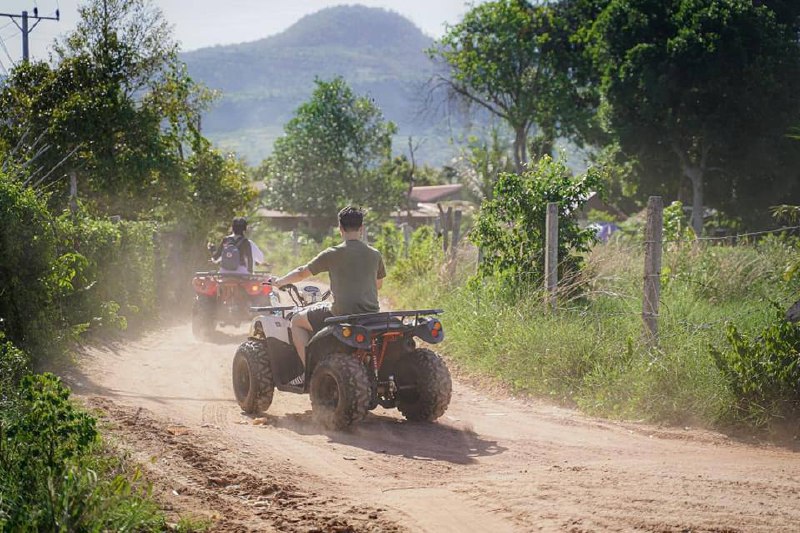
[263,337,304,385]
[249,314,290,344]
[305,325,351,379]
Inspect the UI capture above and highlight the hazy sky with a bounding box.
[0,0,476,72]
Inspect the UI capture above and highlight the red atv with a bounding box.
[191,271,277,339]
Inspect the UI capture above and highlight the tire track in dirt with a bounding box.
[88,396,400,532]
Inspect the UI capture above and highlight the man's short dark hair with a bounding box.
[338,206,364,231]
[232,217,247,235]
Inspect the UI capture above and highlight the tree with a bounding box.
[588,0,800,233]
[263,77,405,220]
[458,127,515,204]
[430,0,595,172]
[0,0,251,227]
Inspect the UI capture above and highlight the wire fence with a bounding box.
[446,195,799,346]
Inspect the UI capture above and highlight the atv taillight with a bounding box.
[245,282,262,296]
[261,284,273,295]
[192,277,218,296]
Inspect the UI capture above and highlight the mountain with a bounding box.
[182,5,449,165]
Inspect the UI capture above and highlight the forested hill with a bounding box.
[182,5,440,164]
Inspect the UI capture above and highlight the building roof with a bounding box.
[254,208,306,219]
[409,184,463,203]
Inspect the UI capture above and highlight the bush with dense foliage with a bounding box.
[0,364,165,531]
[0,172,168,357]
[711,312,800,430]
[470,156,602,292]
[0,175,61,354]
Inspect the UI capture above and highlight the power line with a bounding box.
[0,33,15,68]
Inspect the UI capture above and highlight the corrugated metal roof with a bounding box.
[409,184,463,203]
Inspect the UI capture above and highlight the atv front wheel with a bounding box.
[232,340,274,414]
[396,349,452,422]
[309,353,371,430]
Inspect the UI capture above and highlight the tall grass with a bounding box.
[387,234,800,430]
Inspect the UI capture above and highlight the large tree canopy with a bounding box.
[263,77,405,221]
[430,0,595,172]
[0,0,251,225]
[588,0,800,232]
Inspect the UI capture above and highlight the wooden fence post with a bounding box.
[544,202,559,311]
[450,210,462,258]
[442,206,453,252]
[447,210,463,278]
[642,196,663,344]
[402,223,411,258]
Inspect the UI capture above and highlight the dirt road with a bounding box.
[68,322,800,532]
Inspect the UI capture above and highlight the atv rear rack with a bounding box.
[324,309,443,325]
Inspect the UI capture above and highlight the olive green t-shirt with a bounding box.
[306,239,386,316]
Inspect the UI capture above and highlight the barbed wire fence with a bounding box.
[431,195,798,348]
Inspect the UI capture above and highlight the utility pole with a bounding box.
[0,8,60,63]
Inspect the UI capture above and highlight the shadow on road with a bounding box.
[250,410,507,465]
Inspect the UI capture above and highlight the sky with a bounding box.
[0,0,477,72]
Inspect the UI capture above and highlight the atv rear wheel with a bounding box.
[396,348,452,422]
[232,340,274,414]
[309,353,370,430]
[191,299,215,339]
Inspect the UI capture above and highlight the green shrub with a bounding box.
[0,372,165,531]
[470,156,602,292]
[390,226,443,284]
[711,312,800,429]
[373,222,403,266]
[0,174,60,355]
[56,211,158,334]
[662,200,693,241]
[0,338,29,406]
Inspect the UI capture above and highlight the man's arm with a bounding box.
[274,265,313,287]
[376,255,387,291]
[211,239,224,261]
[241,238,254,272]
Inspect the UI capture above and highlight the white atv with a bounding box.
[231,284,452,430]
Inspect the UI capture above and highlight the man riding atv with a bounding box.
[271,206,386,386]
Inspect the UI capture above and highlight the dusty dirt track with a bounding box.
[67,321,800,532]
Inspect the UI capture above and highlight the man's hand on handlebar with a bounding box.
[264,277,291,292]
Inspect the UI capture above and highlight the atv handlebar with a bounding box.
[258,281,331,308]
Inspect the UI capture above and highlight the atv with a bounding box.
[232,283,452,430]
[191,271,277,339]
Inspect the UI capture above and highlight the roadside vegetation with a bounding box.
[379,166,800,434]
[0,0,250,528]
